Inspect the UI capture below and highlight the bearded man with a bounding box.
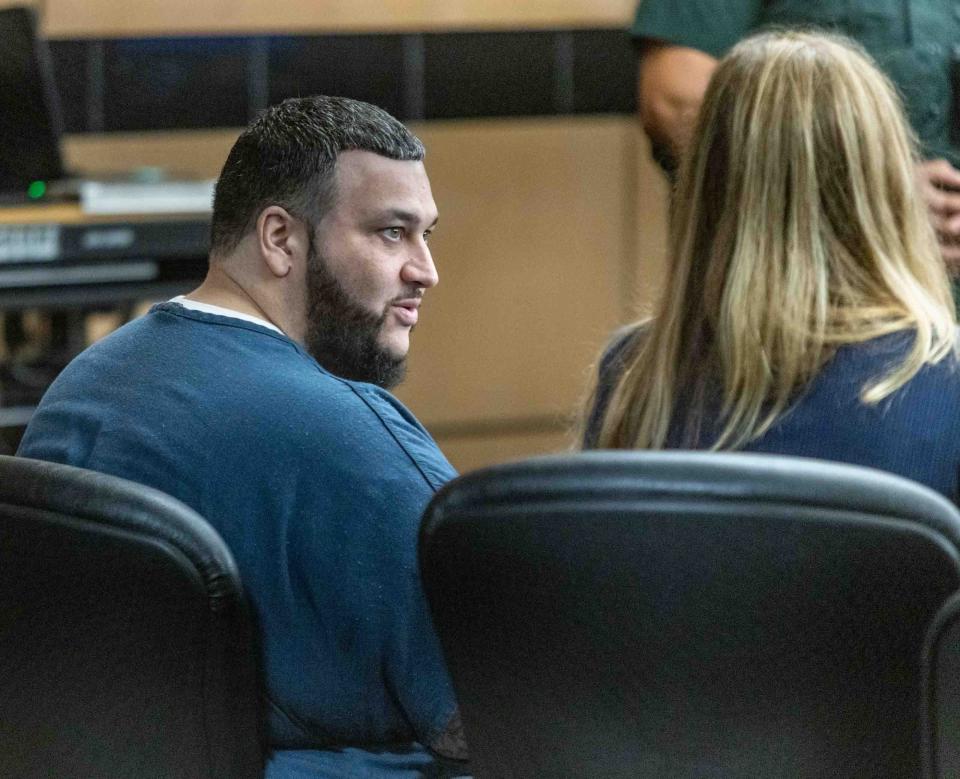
[17,96,468,778]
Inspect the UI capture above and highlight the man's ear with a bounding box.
[255,206,309,279]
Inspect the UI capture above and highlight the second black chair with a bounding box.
[420,451,960,778]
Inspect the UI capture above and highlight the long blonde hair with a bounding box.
[595,30,956,451]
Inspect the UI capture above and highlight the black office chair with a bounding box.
[0,455,263,779]
[420,451,960,778]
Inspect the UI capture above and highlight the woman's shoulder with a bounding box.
[823,328,960,407]
[836,328,960,371]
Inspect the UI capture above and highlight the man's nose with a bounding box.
[403,244,439,289]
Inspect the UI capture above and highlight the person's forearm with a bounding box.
[916,158,960,274]
[639,76,704,158]
[637,43,718,166]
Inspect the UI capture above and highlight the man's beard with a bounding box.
[303,236,409,390]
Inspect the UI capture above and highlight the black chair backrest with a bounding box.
[0,455,263,779]
[420,452,960,779]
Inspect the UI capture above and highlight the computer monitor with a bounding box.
[0,6,66,198]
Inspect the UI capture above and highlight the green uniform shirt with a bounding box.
[632,0,960,165]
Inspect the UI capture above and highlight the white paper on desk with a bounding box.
[80,179,216,215]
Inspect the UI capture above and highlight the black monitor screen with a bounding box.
[0,6,65,195]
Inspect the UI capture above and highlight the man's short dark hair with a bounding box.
[210,95,425,257]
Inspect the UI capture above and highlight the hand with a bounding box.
[917,159,960,274]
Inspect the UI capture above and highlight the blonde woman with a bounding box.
[583,30,960,501]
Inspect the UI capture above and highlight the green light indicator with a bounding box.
[27,180,46,200]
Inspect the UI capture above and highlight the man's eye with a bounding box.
[383,227,403,241]
[423,229,433,243]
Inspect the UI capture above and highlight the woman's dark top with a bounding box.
[583,326,960,503]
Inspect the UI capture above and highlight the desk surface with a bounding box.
[0,202,210,226]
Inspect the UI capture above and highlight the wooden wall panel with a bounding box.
[632,126,670,317]
[63,130,240,179]
[407,120,669,472]
[40,0,635,38]
[394,116,634,429]
[436,428,574,475]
